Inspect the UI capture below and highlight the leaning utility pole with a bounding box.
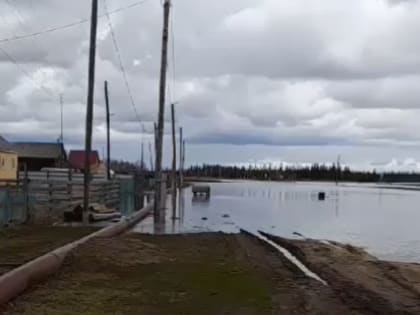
[83,0,99,224]
[179,126,183,188]
[171,103,177,219]
[104,81,111,180]
[154,0,171,219]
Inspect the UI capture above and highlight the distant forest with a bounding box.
[110,160,420,183]
[184,164,420,183]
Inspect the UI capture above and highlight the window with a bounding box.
[12,158,15,169]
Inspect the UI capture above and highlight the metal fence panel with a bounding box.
[0,187,28,226]
[119,179,135,216]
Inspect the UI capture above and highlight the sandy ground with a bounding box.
[2,232,420,314]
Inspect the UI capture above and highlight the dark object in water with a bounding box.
[201,217,208,221]
[192,185,211,198]
[222,214,230,218]
[192,195,210,203]
[318,192,326,201]
[293,232,305,238]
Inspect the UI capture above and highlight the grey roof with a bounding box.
[12,142,66,159]
[0,136,13,152]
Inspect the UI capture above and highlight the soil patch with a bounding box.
[0,226,98,276]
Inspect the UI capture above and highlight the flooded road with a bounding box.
[133,181,420,262]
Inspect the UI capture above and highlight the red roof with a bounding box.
[69,150,100,170]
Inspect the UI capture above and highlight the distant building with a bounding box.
[69,150,101,173]
[0,136,18,186]
[12,142,67,171]
[0,137,17,185]
[0,150,18,185]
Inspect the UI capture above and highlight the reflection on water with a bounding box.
[132,181,420,262]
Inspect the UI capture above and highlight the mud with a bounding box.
[263,232,420,314]
[2,231,420,314]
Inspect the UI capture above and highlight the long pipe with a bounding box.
[0,203,153,306]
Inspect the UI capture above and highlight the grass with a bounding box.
[3,234,273,315]
[0,226,98,268]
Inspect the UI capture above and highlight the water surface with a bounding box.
[133,181,420,262]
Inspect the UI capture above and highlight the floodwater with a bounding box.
[132,181,420,262]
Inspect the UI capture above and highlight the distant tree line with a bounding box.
[185,164,420,183]
[109,160,146,174]
[109,160,420,183]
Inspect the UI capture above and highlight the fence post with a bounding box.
[6,188,10,225]
[139,173,145,210]
[67,169,73,213]
[23,177,29,223]
[47,170,52,215]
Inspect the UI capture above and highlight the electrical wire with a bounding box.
[102,0,143,131]
[3,0,56,82]
[0,0,150,44]
[0,45,53,96]
[0,1,56,98]
[0,0,150,100]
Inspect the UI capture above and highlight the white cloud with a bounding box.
[0,0,420,170]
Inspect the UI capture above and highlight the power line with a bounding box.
[3,0,56,78]
[0,45,53,96]
[0,0,150,44]
[102,0,143,129]
[0,3,54,98]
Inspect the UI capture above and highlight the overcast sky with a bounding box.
[0,0,420,171]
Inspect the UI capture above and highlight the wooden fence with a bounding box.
[19,170,134,222]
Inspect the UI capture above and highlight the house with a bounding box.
[12,142,67,171]
[69,150,101,173]
[0,137,17,185]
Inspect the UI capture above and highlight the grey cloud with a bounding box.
[1,0,420,169]
[189,131,351,146]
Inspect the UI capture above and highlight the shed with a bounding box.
[0,149,18,185]
[69,150,101,173]
[12,142,67,171]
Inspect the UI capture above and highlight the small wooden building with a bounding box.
[12,142,67,171]
[69,150,101,173]
[0,149,18,185]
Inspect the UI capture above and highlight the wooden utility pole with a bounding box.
[104,81,111,181]
[179,126,183,188]
[60,94,64,144]
[83,0,99,223]
[336,155,341,186]
[140,141,145,170]
[182,140,186,177]
[154,0,171,219]
[171,103,177,219]
[148,141,154,171]
[154,122,158,157]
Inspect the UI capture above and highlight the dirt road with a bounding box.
[2,232,420,314]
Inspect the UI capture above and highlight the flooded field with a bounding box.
[133,181,420,263]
